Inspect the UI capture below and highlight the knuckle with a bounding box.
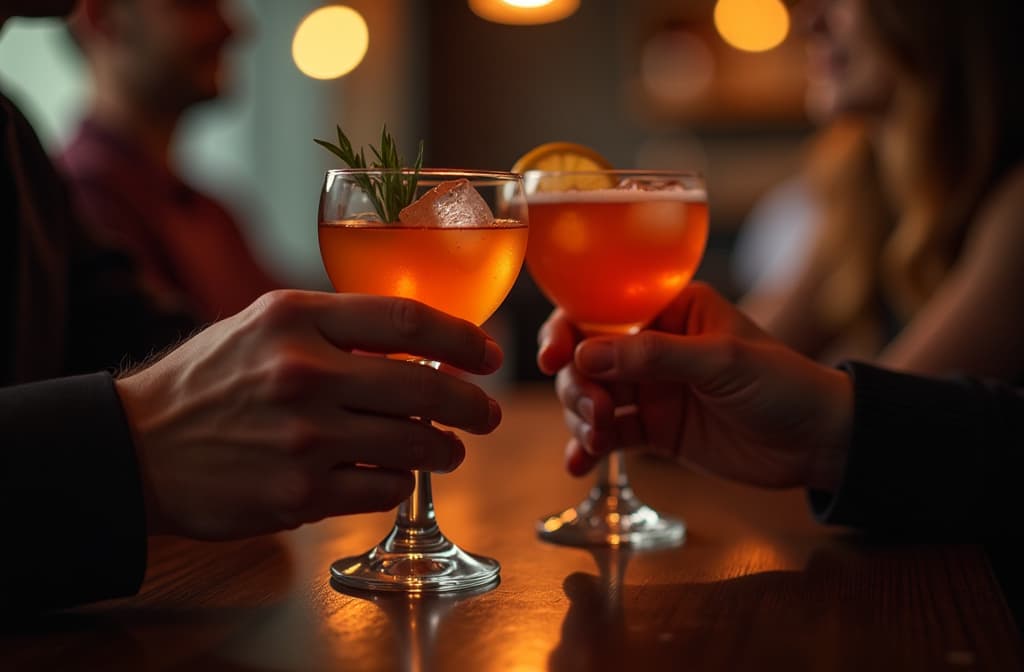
[555,368,575,403]
[255,289,306,327]
[280,418,320,457]
[274,467,316,514]
[632,331,665,369]
[263,350,319,403]
[562,407,580,435]
[411,368,443,416]
[389,298,426,339]
[716,335,745,369]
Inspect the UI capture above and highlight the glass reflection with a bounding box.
[331,578,499,672]
[548,548,631,671]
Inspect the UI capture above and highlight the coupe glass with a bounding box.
[524,170,708,548]
[320,169,528,592]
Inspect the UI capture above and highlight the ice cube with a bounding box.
[616,177,687,192]
[399,178,494,228]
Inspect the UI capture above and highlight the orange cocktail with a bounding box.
[524,169,706,550]
[319,221,527,326]
[321,168,528,594]
[526,186,708,334]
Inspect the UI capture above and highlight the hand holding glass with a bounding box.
[525,170,708,548]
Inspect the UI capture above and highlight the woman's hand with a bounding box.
[538,284,851,491]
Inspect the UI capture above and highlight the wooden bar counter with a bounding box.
[4,386,1021,671]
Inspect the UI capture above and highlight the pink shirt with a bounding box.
[59,118,279,321]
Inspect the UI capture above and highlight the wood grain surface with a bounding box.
[4,385,1021,671]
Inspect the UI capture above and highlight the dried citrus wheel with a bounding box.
[512,141,615,191]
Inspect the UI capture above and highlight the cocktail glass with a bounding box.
[524,170,707,548]
[321,168,528,591]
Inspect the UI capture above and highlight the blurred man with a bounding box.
[1,1,504,610]
[61,0,280,320]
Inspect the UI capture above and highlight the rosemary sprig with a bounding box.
[315,125,424,222]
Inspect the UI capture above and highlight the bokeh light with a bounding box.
[292,5,369,80]
[468,0,579,26]
[713,0,790,53]
[641,29,715,107]
[503,0,555,7]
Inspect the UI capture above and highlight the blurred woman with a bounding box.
[744,0,1024,380]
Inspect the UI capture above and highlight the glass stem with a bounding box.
[385,465,447,554]
[593,450,633,534]
[403,470,435,527]
[603,449,629,491]
[382,360,448,554]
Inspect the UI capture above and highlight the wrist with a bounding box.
[114,372,168,536]
[807,368,853,492]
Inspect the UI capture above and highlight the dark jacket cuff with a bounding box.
[1,373,148,608]
[808,361,989,533]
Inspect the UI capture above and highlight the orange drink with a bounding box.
[520,164,704,551]
[319,220,527,326]
[321,168,527,594]
[526,189,708,333]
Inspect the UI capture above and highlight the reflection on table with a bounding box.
[3,387,1020,671]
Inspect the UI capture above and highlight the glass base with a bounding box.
[537,480,685,549]
[330,522,500,594]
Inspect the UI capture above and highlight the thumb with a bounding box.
[537,308,580,375]
[574,332,746,386]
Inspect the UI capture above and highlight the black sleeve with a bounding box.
[809,362,1024,535]
[0,373,147,609]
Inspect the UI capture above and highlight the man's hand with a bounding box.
[116,290,503,540]
[538,283,852,491]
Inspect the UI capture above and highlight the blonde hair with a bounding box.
[805,118,891,339]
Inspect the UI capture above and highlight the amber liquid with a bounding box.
[318,220,528,327]
[526,191,708,333]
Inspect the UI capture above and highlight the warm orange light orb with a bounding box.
[292,5,369,80]
[713,0,790,53]
[468,0,579,26]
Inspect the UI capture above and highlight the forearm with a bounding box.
[811,362,1024,536]
[0,373,148,609]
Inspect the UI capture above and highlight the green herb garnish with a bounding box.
[315,125,425,223]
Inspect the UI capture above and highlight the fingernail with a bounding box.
[580,423,595,453]
[577,342,615,374]
[445,433,466,473]
[536,344,556,376]
[487,398,502,428]
[483,339,503,371]
[567,448,590,477]
[577,397,595,425]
